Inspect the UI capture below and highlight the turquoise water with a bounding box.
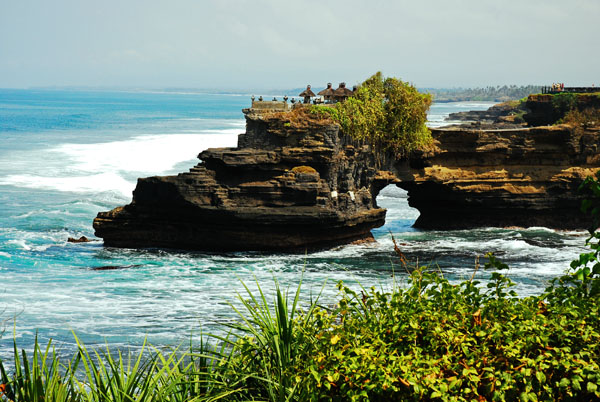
[0,89,587,357]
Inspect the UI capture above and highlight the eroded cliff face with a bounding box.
[94,108,388,251]
[400,125,600,229]
[524,93,600,126]
[94,104,600,251]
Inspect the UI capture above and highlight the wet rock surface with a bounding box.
[94,108,387,251]
[445,101,527,128]
[94,102,600,251]
[67,236,90,243]
[402,124,600,229]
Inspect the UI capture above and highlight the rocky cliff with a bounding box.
[401,124,600,229]
[94,101,600,251]
[94,107,388,251]
[524,93,600,126]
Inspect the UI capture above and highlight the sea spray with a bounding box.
[0,89,587,358]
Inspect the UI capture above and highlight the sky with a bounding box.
[1,0,599,90]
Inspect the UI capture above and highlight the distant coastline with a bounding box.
[4,84,544,103]
[422,85,542,102]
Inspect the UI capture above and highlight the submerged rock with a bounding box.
[94,101,600,251]
[91,264,141,271]
[68,236,90,243]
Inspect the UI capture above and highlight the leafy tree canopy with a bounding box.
[313,72,433,155]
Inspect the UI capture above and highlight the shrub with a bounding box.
[310,72,432,157]
[563,107,600,132]
[309,104,340,122]
[552,93,578,121]
[292,259,600,401]
[337,72,432,156]
[0,336,80,402]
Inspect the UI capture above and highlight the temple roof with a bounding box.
[334,82,353,97]
[317,83,335,96]
[299,85,316,97]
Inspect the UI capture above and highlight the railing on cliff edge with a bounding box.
[541,86,599,94]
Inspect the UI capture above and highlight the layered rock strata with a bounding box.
[401,125,600,229]
[94,102,600,251]
[94,109,388,251]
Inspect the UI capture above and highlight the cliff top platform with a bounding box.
[542,86,600,95]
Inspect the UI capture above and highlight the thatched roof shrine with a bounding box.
[298,85,316,97]
[333,82,353,100]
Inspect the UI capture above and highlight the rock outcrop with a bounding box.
[446,101,521,123]
[67,236,90,243]
[401,124,600,229]
[524,93,600,126]
[94,99,600,251]
[445,100,528,127]
[94,108,388,251]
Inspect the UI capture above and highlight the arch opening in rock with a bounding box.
[372,184,420,236]
[94,99,600,252]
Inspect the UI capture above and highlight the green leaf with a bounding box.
[535,371,546,384]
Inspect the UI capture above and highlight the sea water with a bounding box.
[0,90,587,357]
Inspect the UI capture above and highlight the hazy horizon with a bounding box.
[2,0,598,90]
[0,83,546,93]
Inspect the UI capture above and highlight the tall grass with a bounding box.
[213,276,323,401]
[74,336,164,401]
[0,335,80,402]
[0,277,321,402]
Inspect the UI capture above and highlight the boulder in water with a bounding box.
[68,236,90,243]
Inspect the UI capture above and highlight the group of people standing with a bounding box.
[552,83,565,91]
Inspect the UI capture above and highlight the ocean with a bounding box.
[0,89,588,357]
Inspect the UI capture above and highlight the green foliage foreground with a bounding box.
[3,178,600,401]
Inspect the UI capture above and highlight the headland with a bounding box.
[93,84,600,251]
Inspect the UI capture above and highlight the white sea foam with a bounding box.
[450,102,497,108]
[7,239,34,251]
[3,228,73,252]
[0,96,591,358]
[0,172,135,197]
[177,118,245,127]
[54,132,239,175]
[0,131,239,195]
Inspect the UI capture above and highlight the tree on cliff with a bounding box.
[335,72,433,155]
